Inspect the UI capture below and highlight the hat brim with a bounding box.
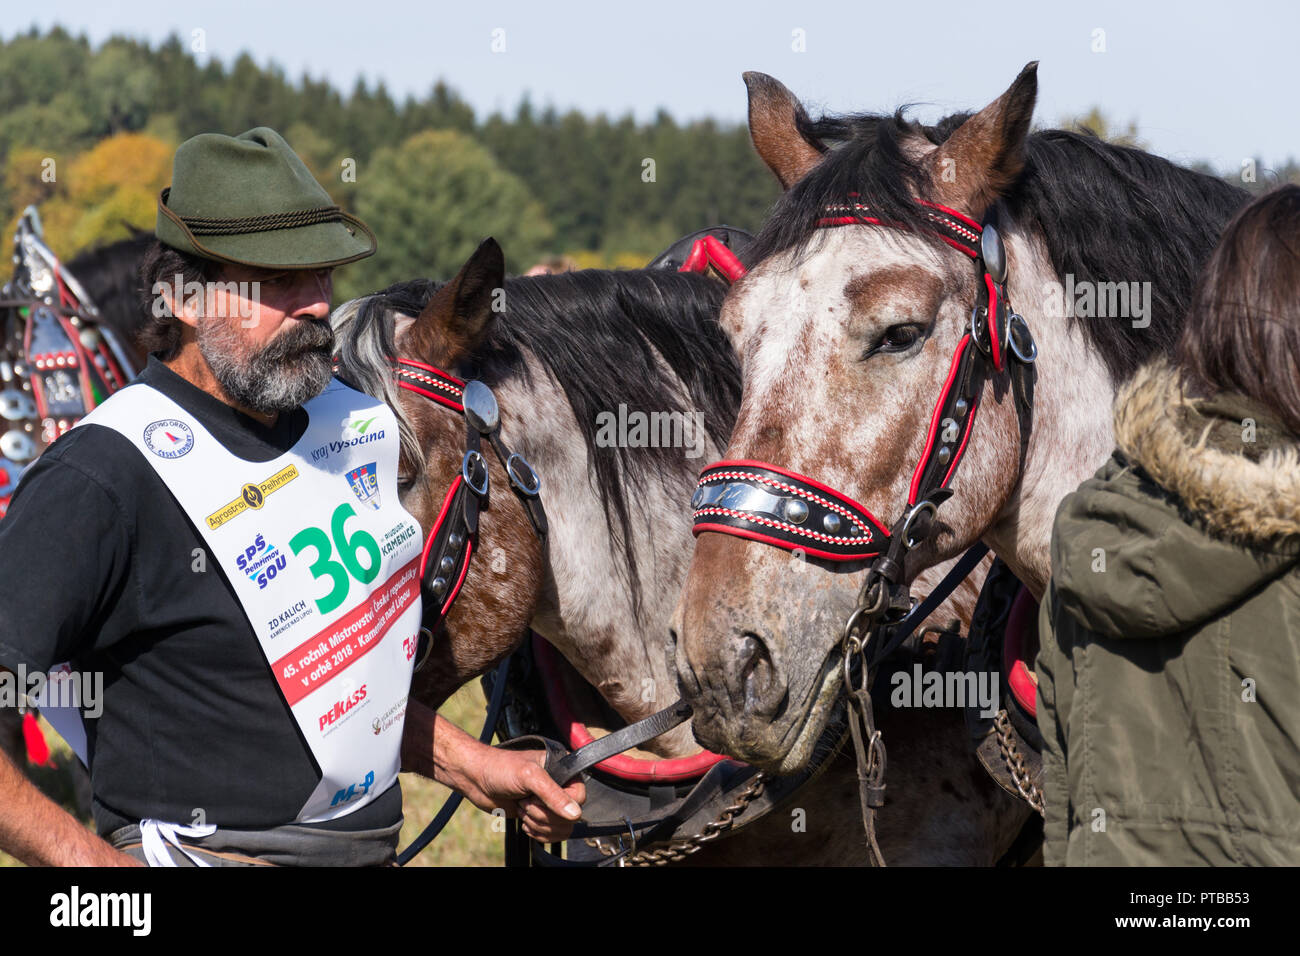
[157,194,377,270]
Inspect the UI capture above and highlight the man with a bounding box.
[0,127,583,866]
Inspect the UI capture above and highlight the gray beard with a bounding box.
[198,317,335,415]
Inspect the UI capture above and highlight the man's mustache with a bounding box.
[257,319,335,362]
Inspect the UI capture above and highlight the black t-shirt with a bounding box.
[0,355,401,835]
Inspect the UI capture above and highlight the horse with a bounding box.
[670,63,1249,776]
[333,238,1030,864]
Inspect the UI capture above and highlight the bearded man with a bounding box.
[0,127,583,866]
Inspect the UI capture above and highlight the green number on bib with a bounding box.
[289,525,350,614]
[331,503,381,585]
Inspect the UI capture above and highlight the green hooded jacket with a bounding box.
[1036,360,1300,866]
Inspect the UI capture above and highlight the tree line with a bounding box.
[0,27,1292,301]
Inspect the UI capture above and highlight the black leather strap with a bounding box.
[543,700,694,787]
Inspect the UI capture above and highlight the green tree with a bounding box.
[345,129,554,299]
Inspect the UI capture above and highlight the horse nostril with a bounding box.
[736,631,780,717]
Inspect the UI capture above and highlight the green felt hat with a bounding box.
[156,126,376,270]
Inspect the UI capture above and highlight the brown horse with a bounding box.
[671,65,1247,774]
[333,240,1028,864]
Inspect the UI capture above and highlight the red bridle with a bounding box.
[692,199,1037,573]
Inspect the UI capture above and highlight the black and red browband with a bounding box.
[691,198,1036,564]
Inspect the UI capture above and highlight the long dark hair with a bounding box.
[1176,184,1300,435]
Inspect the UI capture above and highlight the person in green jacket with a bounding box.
[1036,184,1300,866]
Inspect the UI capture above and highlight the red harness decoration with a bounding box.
[677,234,748,282]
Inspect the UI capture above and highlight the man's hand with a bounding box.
[401,700,586,842]
[452,744,586,843]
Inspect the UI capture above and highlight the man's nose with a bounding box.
[295,273,332,319]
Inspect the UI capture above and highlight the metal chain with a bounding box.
[994,709,1044,816]
[584,772,768,866]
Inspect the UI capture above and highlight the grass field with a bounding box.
[1,680,503,867]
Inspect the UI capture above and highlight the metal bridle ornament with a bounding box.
[691,198,1039,865]
[335,357,548,663]
[1,207,135,519]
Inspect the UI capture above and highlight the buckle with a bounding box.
[505,452,541,497]
[461,449,489,497]
[1006,313,1038,364]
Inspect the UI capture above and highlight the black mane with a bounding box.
[66,230,154,369]
[745,107,1250,382]
[364,270,737,616]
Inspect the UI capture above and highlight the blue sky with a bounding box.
[12,1,1298,172]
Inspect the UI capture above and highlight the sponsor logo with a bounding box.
[371,695,408,736]
[381,520,419,557]
[319,683,369,732]
[331,769,376,808]
[142,419,194,460]
[343,414,381,437]
[346,462,381,511]
[235,532,288,590]
[268,599,311,639]
[206,464,299,529]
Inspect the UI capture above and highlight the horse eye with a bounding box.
[881,324,923,351]
[862,323,926,360]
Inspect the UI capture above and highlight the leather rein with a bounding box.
[690,198,1040,864]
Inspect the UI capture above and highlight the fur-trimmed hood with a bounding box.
[1114,361,1300,544]
[1048,361,1300,640]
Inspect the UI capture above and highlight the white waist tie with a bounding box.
[139,819,218,867]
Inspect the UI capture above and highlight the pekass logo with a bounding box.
[234,532,288,590]
[319,684,368,731]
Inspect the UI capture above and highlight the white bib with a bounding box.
[67,378,424,823]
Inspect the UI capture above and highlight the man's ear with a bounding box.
[398,238,506,365]
[923,62,1038,220]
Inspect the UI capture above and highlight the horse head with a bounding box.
[671,64,1246,773]
[333,238,546,711]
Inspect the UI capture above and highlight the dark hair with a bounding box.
[135,240,221,359]
[1176,184,1300,436]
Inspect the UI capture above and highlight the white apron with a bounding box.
[57,377,424,829]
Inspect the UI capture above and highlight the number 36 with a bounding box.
[289,503,382,614]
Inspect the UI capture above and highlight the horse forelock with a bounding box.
[330,293,428,474]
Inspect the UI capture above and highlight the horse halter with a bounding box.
[693,197,1036,598]
[689,198,1039,864]
[367,358,547,663]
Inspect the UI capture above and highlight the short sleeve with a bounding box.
[0,451,134,673]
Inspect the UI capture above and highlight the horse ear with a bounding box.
[744,72,824,190]
[400,237,505,363]
[925,62,1038,219]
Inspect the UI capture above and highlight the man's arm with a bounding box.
[0,688,140,867]
[400,697,584,842]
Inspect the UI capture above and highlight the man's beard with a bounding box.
[198,316,335,415]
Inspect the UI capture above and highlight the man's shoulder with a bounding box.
[32,417,154,497]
